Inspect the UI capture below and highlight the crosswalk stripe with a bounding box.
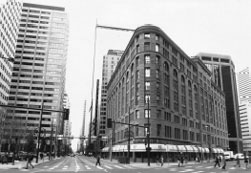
[113,165,123,169]
[103,165,113,169]
[85,166,91,170]
[123,165,133,169]
[97,166,103,169]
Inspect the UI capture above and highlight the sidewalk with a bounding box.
[102,158,212,168]
[0,157,50,169]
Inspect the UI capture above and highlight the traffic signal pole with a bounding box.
[36,100,44,163]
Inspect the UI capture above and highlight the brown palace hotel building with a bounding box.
[104,25,228,162]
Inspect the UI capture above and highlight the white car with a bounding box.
[234,153,249,160]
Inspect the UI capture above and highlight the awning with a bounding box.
[196,146,203,153]
[218,148,224,153]
[102,147,109,152]
[185,145,194,152]
[204,148,209,153]
[191,146,199,153]
[119,145,126,152]
[131,144,146,152]
[166,144,178,152]
[151,144,166,152]
[112,145,120,152]
[177,145,187,153]
[212,148,218,153]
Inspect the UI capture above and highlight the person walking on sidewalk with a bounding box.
[160,155,164,167]
[244,154,249,169]
[25,153,34,169]
[222,155,226,170]
[214,155,220,167]
[235,155,241,167]
[95,154,101,166]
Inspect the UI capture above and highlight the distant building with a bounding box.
[196,53,242,153]
[239,101,251,155]
[237,67,251,103]
[5,2,68,151]
[0,0,21,152]
[99,50,122,146]
[237,67,251,155]
[105,25,228,161]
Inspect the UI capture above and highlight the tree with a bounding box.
[25,132,36,153]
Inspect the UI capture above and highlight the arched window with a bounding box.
[164,62,169,72]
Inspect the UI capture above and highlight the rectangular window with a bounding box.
[174,128,180,139]
[157,124,161,136]
[145,94,150,104]
[145,55,150,64]
[155,44,160,52]
[145,68,150,77]
[144,42,150,51]
[144,33,150,38]
[145,81,150,91]
[165,126,172,138]
[144,109,151,118]
[135,110,140,119]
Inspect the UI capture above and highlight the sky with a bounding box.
[5,0,251,151]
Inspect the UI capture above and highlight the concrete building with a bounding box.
[239,101,251,155]
[237,67,251,155]
[196,53,242,153]
[0,0,21,152]
[4,2,68,150]
[237,67,251,103]
[99,50,123,136]
[104,25,228,162]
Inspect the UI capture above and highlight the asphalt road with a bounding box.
[0,156,250,173]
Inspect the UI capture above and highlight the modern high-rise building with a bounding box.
[4,2,68,150]
[0,0,22,152]
[237,67,251,155]
[99,50,123,136]
[196,53,242,153]
[239,101,251,155]
[237,67,251,103]
[104,25,228,162]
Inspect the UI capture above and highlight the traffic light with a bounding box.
[64,108,69,120]
[107,118,112,128]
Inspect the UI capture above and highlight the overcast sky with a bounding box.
[8,0,251,151]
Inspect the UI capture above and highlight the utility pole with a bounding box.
[147,98,151,166]
[36,100,44,163]
[127,106,130,164]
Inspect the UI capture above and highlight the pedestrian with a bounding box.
[244,154,249,169]
[180,155,184,167]
[222,155,226,170]
[160,155,164,167]
[25,153,34,169]
[235,155,240,167]
[40,153,44,162]
[214,155,220,167]
[95,154,101,166]
[177,156,181,167]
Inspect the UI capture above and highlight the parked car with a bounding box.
[234,153,249,160]
[223,151,234,161]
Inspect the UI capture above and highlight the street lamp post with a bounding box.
[205,125,211,162]
[147,98,150,166]
[36,100,44,163]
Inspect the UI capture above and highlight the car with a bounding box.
[234,153,249,160]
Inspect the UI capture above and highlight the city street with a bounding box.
[0,156,250,173]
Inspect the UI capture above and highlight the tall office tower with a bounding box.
[105,25,228,161]
[237,67,251,103]
[239,101,251,155]
[0,0,21,152]
[6,2,68,150]
[99,50,123,136]
[81,100,86,137]
[196,53,242,153]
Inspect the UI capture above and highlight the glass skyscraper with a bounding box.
[4,2,68,150]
